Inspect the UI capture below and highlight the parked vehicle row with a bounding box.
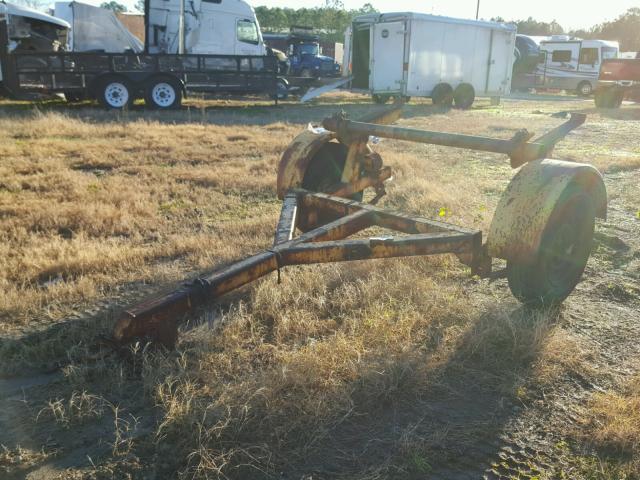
[0,0,286,108]
[2,0,637,109]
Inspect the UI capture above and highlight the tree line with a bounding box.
[255,4,640,52]
[492,8,640,51]
[254,3,377,43]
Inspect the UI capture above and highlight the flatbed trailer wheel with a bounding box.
[297,142,363,231]
[145,77,182,109]
[507,184,596,306]
[98,76,134,109]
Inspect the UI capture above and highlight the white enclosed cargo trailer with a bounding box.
[344,12,516,107]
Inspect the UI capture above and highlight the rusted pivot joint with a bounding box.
[322,112,586,168]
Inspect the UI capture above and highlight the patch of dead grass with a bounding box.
[585,375,640,456]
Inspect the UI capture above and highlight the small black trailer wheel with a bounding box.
[297,142,363,232]
[507,184,596,306]
[431,83,454,108]
[98,76,134,109]
[453,83,475,109]
[372,94,391,104]
[145,77,182,109]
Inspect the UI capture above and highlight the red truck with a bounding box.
[594,57,640,108]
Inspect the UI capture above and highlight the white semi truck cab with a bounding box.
[146,0,266,56]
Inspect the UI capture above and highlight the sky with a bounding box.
[251,0,638,31]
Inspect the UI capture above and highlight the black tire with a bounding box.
[594,91,607,108]
[145,77,182,109]
[297,142,363,232]
[507,185,596,306]
[431,83,454,108]
[595,88,623,109]
[453,83,475,109]
[97,76,134,110]
[372,94,391,104]
[576,81,593,97]
[300,68,313,78]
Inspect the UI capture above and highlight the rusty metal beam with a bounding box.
[322,113,586,168]
[277,233,476,265]
[323,116,543,161]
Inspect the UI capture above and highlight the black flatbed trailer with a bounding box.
[0,16,285,109]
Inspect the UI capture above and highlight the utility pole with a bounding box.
[475,0,480,20]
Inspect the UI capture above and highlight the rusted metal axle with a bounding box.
[322,112,586,168]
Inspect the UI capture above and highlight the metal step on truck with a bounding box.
[0,0,287,109]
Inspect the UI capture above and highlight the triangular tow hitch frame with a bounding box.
[113,190,483,346]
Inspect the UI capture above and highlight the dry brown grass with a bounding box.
[0,110,290,331]
[1,96,639,478]
[140,261,565,478]
[586,375,640,456]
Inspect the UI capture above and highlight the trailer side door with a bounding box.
[370,21,405,94]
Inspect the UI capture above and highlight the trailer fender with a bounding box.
[276,128,336,199]
[487,158,607,262]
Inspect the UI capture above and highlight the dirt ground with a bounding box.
[0,93,639,479]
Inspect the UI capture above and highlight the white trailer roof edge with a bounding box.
[353,12,516,32]
[3,1,70,29]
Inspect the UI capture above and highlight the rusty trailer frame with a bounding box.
[112,104,606,347]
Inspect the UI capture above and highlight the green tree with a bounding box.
[492,16,564,36]
[100,1,127,13]
[574,8,640,51]
[255,3,379,42]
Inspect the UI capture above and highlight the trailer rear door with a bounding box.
[485,29,514,95]
[371,21,405,93]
